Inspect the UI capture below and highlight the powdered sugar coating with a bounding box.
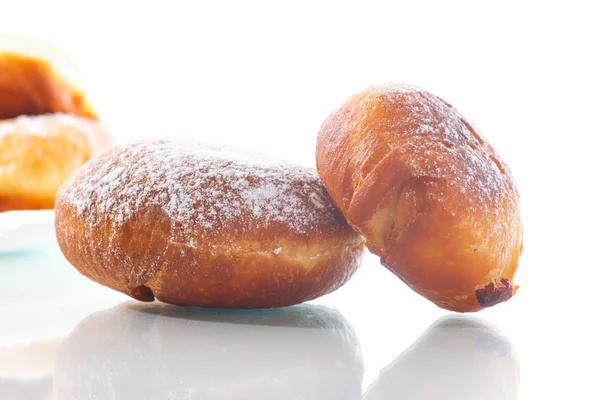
[0,113,103,147]
[60,140,346,245]
[0,114,75,137]
[317,83,522,311]
[356,83,516,215]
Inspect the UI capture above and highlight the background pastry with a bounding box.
[0,114,109,212]
[0,37,114,213]
[0,51,95,120]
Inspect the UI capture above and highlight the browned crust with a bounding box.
[0,194,54,212]
[0,52,96,120]
[0,115,111,212]
[54,143,365,308]
[316,84,523,312]
[0,52,109,213]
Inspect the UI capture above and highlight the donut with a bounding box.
[0,49,113,213]
[55,140,365,308]
[0,52,95,120]
[316,83,522,312]
[0,114,112,212]
[54,303,364,399]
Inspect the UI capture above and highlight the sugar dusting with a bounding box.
[61,140,343,243]
[0,113,99,141]
[358,83,517,215]
[0,115,53,137]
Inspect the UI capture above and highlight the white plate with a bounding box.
[0,210,56,254]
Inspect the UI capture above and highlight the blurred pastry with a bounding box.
[0,114,111,212]
[0,51,95,120]
[0,35,114,213]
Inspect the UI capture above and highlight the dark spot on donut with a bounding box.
[476,278,513,308]
[131,285,155,302]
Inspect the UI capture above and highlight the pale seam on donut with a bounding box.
[162,238,363,271]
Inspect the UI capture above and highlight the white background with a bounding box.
[1,1,599,398]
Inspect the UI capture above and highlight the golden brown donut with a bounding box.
[0,52,96,120]
[316,83,522,312]
[55,140,365,308]
[0,114,111,212]
[0,51,113,212]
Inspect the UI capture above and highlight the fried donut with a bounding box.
[55,140,365,308]
[0,114,111,212]
[316,83,522,312]
[0,49,112,212]
[0,52,95,120]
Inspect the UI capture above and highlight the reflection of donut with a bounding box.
[0,338,62,378]
[0,41,115,213]
[364,316,519,400]
[54,303,364,399]
[316,83,522,312]
[0,377,52,400]
[55,140,364,308]
[0,338,61,400]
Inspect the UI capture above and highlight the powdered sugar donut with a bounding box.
[55,139,364,308]
[316,83,522,312]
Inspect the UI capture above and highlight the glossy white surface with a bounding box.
[0,211,55,254]
[0,243,597,399]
